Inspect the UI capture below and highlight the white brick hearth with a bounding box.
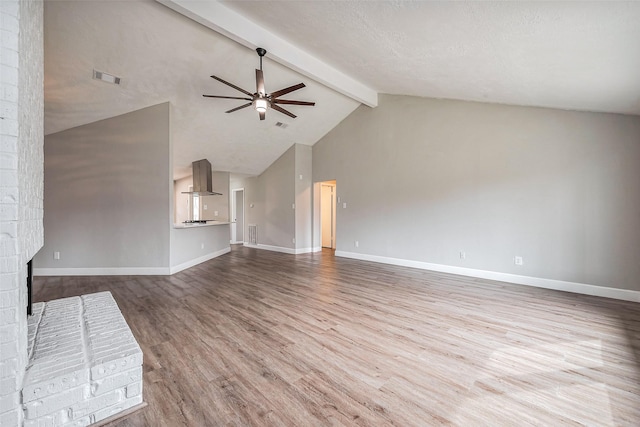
[23,292,143,426]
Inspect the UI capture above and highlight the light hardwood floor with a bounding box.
[34,246,640,426]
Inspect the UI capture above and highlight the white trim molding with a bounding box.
[170,247,231,274]
[34,247,231,276]
[335,251,640,303]
[243,243,315,255]
[34,266,170,276]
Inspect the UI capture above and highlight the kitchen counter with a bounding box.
[170,221,231,274]
[173,221,230,229]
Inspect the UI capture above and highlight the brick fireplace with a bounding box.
[0,0,44,425]
[1,2,143,426]
[23,292,144,426]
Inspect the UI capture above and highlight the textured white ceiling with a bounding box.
[44,0,359,178]
[45,1,640,179]
[223,0,640,115]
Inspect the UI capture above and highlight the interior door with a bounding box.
[321,184,334,248]
[235,190,244,243]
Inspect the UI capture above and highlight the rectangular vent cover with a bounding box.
[248,225,257,245]
[93,69,121,85]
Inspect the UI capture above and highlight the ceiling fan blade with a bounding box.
[256,69,265,95]
[270,103,297,119]
[273,99,315,106]
[270,83,305,99]
[259,111,266,121]
[210,75,253,97]
[225,103,252,113]
[203,95,252,101]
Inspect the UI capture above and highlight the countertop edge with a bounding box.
[173,222,230,229]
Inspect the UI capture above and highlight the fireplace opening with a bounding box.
[27,259,33,316]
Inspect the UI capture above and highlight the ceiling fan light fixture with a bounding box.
[254,98,268,113]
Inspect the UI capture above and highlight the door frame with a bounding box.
[313,180,337,251]
[231,188,245,244]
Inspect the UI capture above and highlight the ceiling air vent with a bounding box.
[93,69,121,85]
[275,122,288,129]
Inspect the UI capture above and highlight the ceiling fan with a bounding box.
[203,47,315,121]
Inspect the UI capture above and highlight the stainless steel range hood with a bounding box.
[181,159,223,196]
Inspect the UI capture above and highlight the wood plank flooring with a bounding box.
[33,246,640,426]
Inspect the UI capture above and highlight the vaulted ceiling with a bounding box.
[44,1,640,179]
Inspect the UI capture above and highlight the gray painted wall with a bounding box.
[170,225,230,268]
[174,175,191,223]
[256,145,295,248]
[35,103,171,268]
[313,94,640,291]
[294,144,313,250]
[232,144,312,250]
[204,171,230,221]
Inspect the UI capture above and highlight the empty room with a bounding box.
[2,1,640,426]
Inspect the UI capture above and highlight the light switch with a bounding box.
[343,202,347,209]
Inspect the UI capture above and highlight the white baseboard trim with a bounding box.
[312,246,322,253]
[34,266,171,276]
[243,243,314,255]
[335,251,640,303]
[294,247,315,254]
[244,243,295,254]
[170,247,231,274]
[34,247,231,277]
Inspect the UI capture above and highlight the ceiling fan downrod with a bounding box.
[256,47,266,71]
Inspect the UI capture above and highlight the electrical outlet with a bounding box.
[337,196,341,203]
[343,202,347,209]
[54,251,60,260]
[204,204,207,210]
[355,240,359,248]
[514,256,523,266]
[460,251,466,260]
[214,211,218,216]
[292,203,295,209]
[201,243,204,249]
[292,238,296,244]
[299,174,303,180]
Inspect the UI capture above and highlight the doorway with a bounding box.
[231,188,244,244]
[320,181,336,249]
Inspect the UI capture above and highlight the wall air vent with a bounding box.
[275,122,288,129]
[93,69,121,85]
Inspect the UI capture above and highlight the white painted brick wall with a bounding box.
[0,0,44,426]
[22,292,143,426]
